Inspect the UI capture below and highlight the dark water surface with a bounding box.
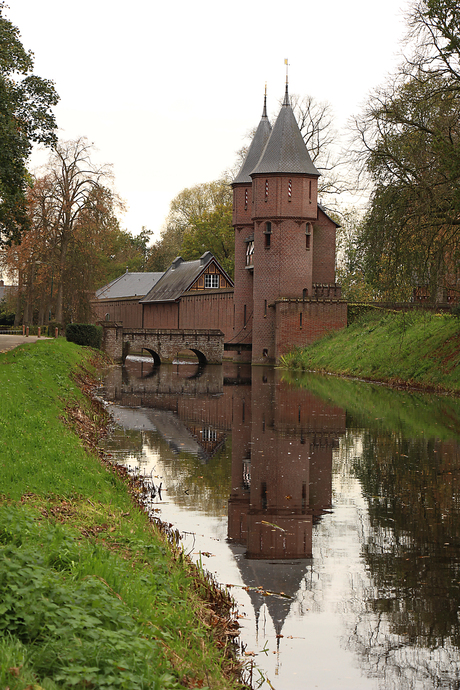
[100,358,460,690]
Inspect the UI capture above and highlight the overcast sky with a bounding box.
[10,0,409,241]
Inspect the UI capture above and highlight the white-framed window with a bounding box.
[246,241,254,266]
[205,274,219,288]
[201,428,217,442]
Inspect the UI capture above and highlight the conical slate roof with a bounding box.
[251,85,320,177]
[232,94,272,185]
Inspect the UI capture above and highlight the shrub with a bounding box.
[66,323,102,349]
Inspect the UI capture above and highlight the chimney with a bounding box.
[171,256,184,270]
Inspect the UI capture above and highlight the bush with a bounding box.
[66,323,102,349]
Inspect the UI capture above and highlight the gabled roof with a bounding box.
[140,252,233,303]
[95,271,163,300]
[232,93,272,185]
[251,85,320,178]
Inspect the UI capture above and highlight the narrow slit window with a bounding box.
[309,180,312,202]
[264,221,272,248]
[264,299,267,317]
[243,304,247,327]
[288,178,292,200]
[265,179,269,199]
[306,223,311,251]
[244,188,248,210]
[261,482,267,510]
[300,312,303,329]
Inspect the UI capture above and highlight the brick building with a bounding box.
[94,82,346,365]
[140,251,234,341]
[231,85,346,364]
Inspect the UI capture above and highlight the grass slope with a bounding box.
[281,310,460,393]
[0,339,243,690]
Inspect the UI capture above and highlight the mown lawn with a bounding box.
[0,339,243,690]
[281,310,460,393]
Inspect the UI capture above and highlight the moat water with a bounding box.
[99,358,460,690]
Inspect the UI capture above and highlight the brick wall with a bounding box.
[251,218,315,364]
[312,207,337,284]
[232,184,255,353]
[252,174,318,221]
[274,298,347,362]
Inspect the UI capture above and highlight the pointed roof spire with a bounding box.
[250,67,320,178]
[232,88,272,185]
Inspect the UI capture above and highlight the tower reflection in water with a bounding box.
[227,367,346,638]
[102,359,347,644]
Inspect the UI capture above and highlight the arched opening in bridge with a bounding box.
[142,347,161,366]
[174,348,208,365]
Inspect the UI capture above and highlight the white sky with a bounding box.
[9,0,410,241]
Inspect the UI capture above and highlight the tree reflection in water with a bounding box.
[101,359,460,689]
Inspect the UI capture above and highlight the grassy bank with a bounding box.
[281,309,460,393]
[0,339,243,690]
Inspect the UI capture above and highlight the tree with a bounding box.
[290,94,350,200]
[39,138,114,322]
[335,209,376,301]
[0,2,58,246]
[181,203,234,277]
[353,0,460,302]
[2,138,129,325]
[148,179,232,271]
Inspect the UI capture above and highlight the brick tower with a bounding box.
[231,82,346,364]
[232,91,272,360]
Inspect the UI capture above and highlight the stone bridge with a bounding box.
[101,324,225,364]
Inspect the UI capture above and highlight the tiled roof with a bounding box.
[140,252,233,303]
[232,95,272,185]
[251,86,320,177]
[95,272,163,299]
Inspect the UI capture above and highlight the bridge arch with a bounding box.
[189,348,207,365]
[142,347,161,366]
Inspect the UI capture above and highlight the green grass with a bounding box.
[281,310,460,393]
[0,340,243,690]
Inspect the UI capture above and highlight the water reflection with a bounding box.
[101,358,460,689]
